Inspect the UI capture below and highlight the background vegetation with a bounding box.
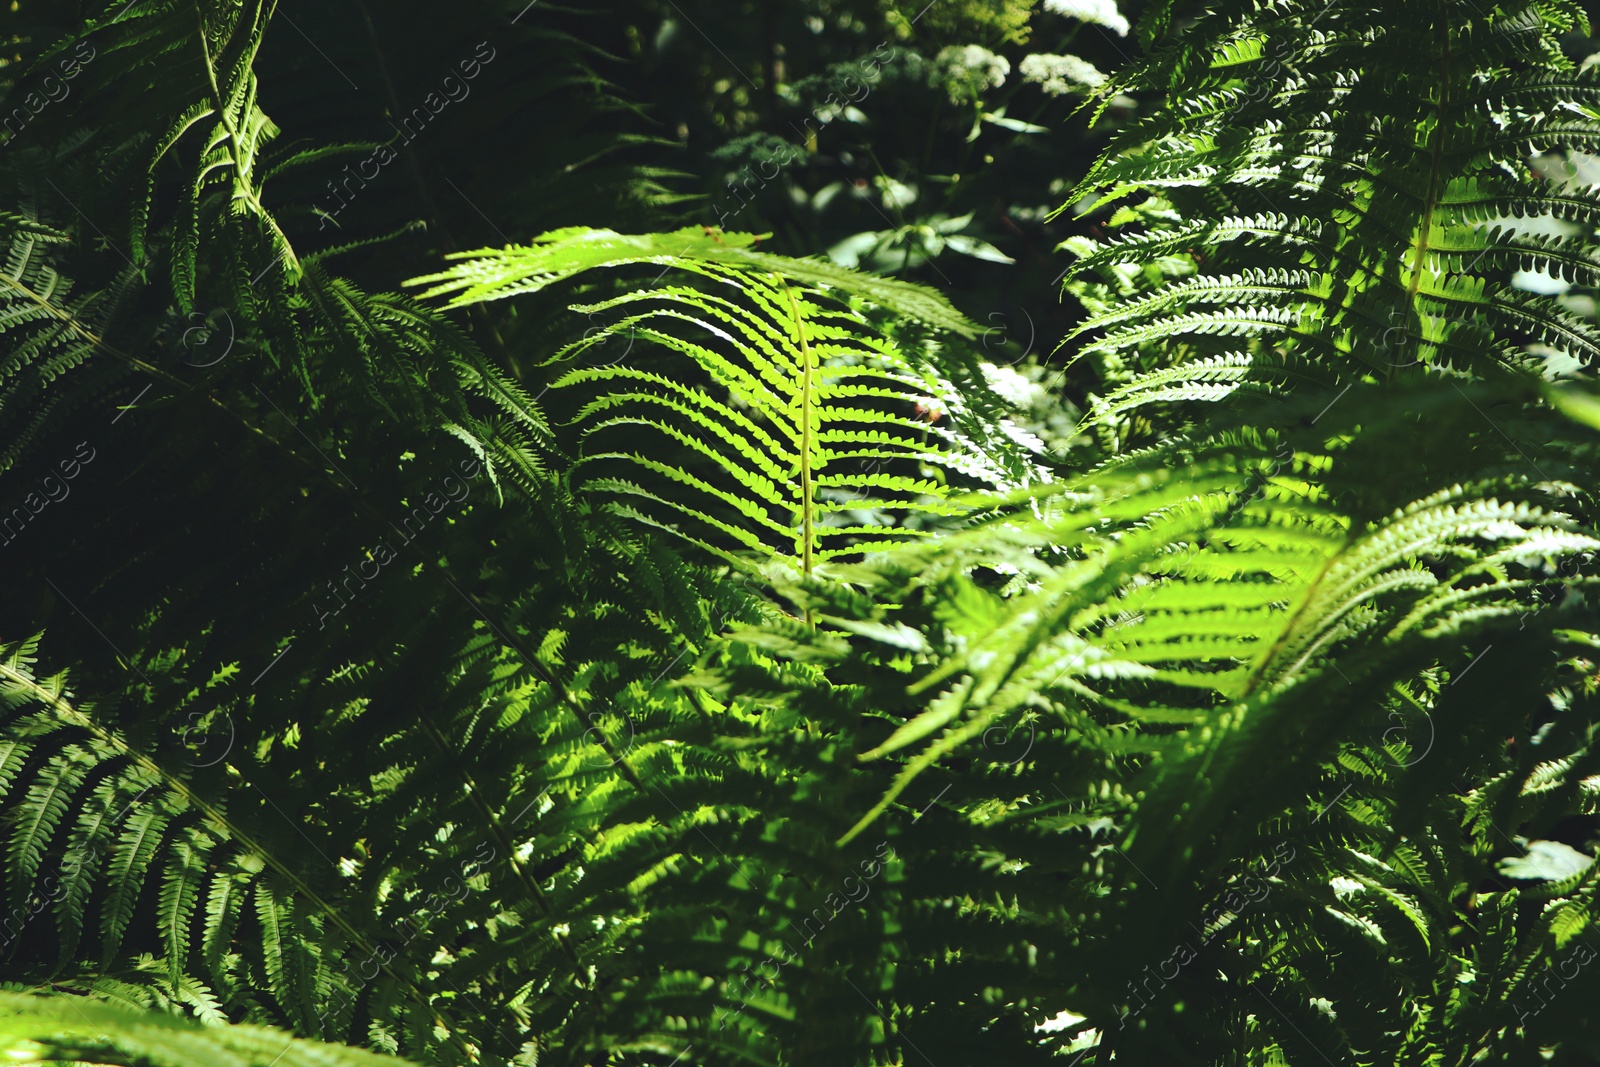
[2,0,1600,1064]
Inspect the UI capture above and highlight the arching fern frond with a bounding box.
[412,227,1036,573]
[409,226,982,338]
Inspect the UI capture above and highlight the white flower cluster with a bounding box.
[935,44,1011,103]
[1019,53,1107,95]
[1042,0,1131,36]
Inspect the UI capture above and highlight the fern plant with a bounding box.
[0,192,142,476]
[1063,0,1600,443]
[2,0,1600,1066]
[683,374,1600,1064]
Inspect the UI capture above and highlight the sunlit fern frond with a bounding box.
[412,226,1038,574]
[1064,0,1600,442]
[0,989,421,1067]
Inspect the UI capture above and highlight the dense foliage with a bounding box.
[2,0,1600,1065]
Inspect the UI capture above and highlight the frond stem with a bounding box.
[192,0,300,278]
[1240,535,1349,697]
[783,280,817,607]
[1396,3,1452,380]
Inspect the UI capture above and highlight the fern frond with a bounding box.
[412,227,1034,573]
[0,990,418,1066]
